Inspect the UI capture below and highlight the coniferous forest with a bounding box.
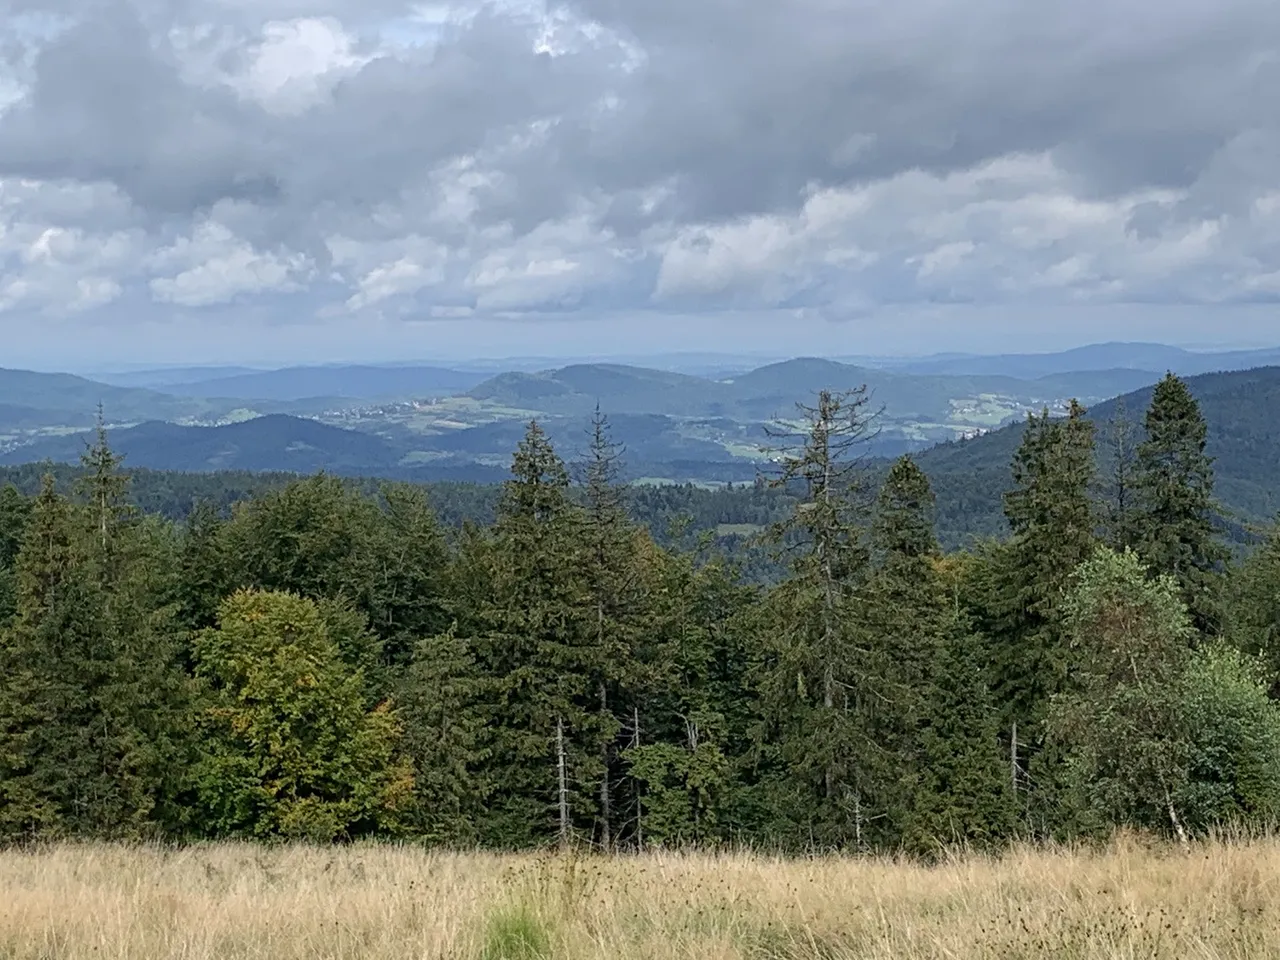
[4,372,1280,855]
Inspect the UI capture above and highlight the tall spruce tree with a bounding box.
[576,407,645,849]
[397,626,492,844]
[752,388,884,848]
[467,421,598,846]
[0,476,87,838]
[867,457,1011,852]
[1133,373,1227,636]
[0,460,184,840]
[972,401,1096,829]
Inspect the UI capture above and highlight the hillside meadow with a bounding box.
[2,837,1279,959]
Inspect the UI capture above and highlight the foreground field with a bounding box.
[2,838,1278,959]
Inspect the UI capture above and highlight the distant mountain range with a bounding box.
[865,341,1280,379]
[7,364,1280,554]
[6,344,1280,517]
[75,341,1280,404]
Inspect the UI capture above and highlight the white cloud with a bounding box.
[148,221,311,306]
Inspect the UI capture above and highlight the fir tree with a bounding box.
[0,476,86,838]
[1133,373,1228,636]
[0,464,184,840]
[989,403,1096,724]
[78,407,135,566]
[397,627,492,844]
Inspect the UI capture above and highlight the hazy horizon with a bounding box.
[15,311,1280,377]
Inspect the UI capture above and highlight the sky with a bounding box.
[2,0,1280,370]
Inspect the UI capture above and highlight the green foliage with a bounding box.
[0,462,188,841]
[1176,643,1280,830]
[1133,373,1228,635]
[396,629,492,844]
[461,422,603,847]
[1226,520,1280,695]
[191,589,413,840]
[624,727,730,847]
[752,389,884,848]
[1054,548,1199,838]
[0,484,31,625]
[4,381,1280,854]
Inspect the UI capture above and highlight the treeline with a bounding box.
[3,375,1280,853]
[0,462,796,571]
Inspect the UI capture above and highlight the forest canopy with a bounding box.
[3,376,1280,853]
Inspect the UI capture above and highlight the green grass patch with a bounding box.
[480,903,553,960]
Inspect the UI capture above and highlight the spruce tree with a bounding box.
[0,476,87,838]
[397,627,492,844]
[867,457,1011,852]
[752,388,883,848]
[575,407,645,849]
[1133,373,1227,636]
[467,421,598,846]
[972,401,1096,829]
[0,458,184,840]
[77,425,192,835]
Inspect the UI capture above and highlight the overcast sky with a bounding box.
[2,0,1279,369]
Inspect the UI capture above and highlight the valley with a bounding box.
[0,342,1216,482]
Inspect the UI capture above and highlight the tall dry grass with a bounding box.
[1,834,1278,958]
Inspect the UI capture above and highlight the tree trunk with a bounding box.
[556,715,570,851]
[632,706,643,853]
[1164,785,1190,852]
[598,678,612,852]
[1011,721,1019,796]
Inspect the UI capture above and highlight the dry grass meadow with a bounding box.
[2,836,1280,959]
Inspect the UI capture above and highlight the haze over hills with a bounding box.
[6,343,1280,503]
[874,342,1280,379]
[8,362,1280,558]
[154,365,491,402]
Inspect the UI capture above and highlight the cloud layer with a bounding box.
[1,0,1279,359]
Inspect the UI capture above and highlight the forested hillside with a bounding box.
[3,375,1280,853]
[914,364,1280,545]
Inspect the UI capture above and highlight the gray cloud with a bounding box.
[0,0,1279,351]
